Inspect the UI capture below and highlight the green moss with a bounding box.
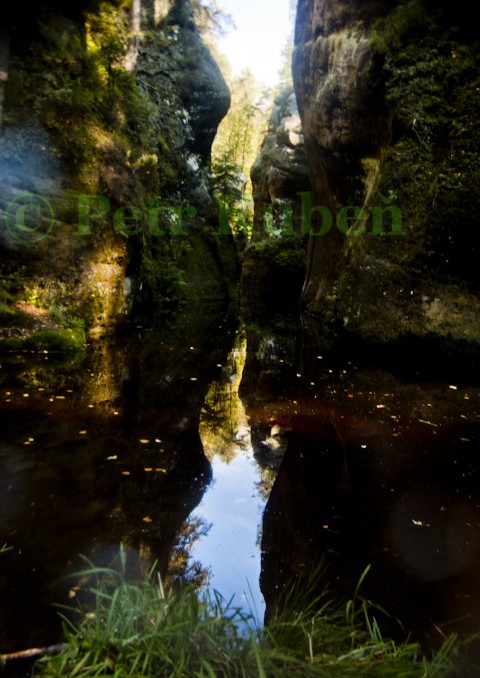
[4,2,158,200]
[0,303,20,325]
[370,0,434,54]
[246,236,306,275]
[25,328,86,352]
[369,2,480,289]
[0,337,24,352]
[0,328,86,354]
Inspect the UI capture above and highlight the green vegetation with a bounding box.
[212,69,270,242]
[4,0,157,198]
[0,328,86,353]
[245,237,306,276]
[35,557,463,677]
[369,0,480,288]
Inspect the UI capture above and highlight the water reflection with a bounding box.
[1,307,479,666]
[0,306,238,652]
[243,318,480,648]
[194,333,267,621]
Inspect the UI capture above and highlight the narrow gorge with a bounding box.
[0,1,479,675]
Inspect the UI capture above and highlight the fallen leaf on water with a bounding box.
[155,468,167,474]
[144,468,153,472]
[139,439,150,444]
[143,516,152,523]
[122,471,130,476]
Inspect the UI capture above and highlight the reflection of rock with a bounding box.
[0,305,237,652]
[261,433,349,622]
[260,376,480,640]
[245,318,480,642]
[250,423,288,472]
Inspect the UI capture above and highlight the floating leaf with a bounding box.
[142,516,152,523]
[418,419,439,427]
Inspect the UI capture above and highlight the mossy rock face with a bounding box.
[293,0,480,357]
[241,237,306,318]
[1,0,238,338]
[0,328,86,353]
[245,88,309,318]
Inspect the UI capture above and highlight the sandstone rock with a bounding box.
[293,0,480,363]
[0,0,237,341]
[242,88,310,317]
[250,87,310,241]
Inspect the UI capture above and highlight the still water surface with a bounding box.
[0,308,479,664]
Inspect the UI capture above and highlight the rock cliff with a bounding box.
[293,0,480,365]
[242,88,310,317]
[0,0,237,346]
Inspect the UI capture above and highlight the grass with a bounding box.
[33,551,467,677]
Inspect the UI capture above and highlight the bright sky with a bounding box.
[216,0,293,86]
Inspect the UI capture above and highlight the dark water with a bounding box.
[1,306,479,669]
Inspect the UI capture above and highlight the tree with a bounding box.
[211,69,270,240]
[191,0,234,39]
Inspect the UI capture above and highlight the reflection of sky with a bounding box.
[190,447,266,624]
